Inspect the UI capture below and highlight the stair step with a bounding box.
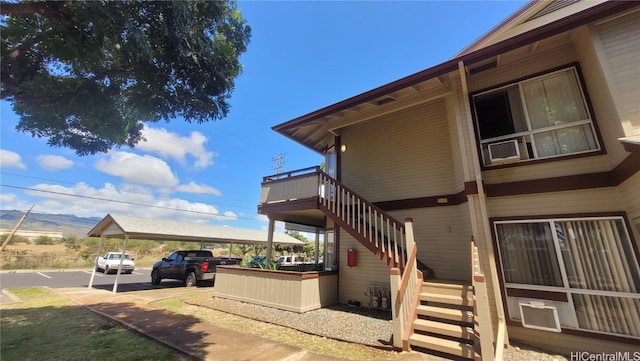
[422,281,474,298]
[420,292,472,307]
[417,305,473,323]
[413,319,474,340]
[409,333,475,358]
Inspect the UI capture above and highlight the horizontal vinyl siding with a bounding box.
[467,44,578,93]
[482,154,610,184]
[596,10,640,132]
[341,99,455,202]
[337,231,391,307]
[446,93,467,188]
[388,205,472,282]
[573,25,629,168]
[619,172,640,247]
[486,187,624,218]
[508,326,640,354]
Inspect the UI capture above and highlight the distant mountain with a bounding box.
[0,210,102,238]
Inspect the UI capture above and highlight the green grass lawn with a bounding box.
[1,287,398,361]
[0,287,190,361]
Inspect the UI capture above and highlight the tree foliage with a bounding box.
[1,1,251,155]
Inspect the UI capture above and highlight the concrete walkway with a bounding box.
[53,287,442,361]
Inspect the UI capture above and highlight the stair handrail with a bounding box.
[317,170,407,270]
[390,218,422,350]
[314,170,420,350]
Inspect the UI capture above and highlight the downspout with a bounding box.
[457,61,508,356]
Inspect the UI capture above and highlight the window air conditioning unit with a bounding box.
[488,139,520,165]
[518,299,561,332]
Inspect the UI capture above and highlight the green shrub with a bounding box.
[259,260,279,270]
[34,236,55,245]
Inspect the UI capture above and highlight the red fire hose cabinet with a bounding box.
[347,248,357,267]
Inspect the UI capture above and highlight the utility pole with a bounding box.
[272,153,286,174]
[0,204,35,253]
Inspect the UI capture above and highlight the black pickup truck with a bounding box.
[150,250,240,287]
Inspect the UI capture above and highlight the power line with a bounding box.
[0,183,263,223]
[0,171,257,211]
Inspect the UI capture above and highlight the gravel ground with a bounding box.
[187,296,569,360]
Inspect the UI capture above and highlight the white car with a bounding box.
[96,252,135,274]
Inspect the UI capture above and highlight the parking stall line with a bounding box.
[36,272,52,279]
[83,271,103,277]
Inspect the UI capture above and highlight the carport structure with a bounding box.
[87,213,304,292]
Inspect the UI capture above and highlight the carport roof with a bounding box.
[88,214,305,245]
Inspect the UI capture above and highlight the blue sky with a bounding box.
[0,1,527,231]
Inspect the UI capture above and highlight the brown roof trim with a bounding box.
[274,1,639,133]
[454,0,538,57]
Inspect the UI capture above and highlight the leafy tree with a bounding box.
[278,230,317,257]
[1,1,251,155]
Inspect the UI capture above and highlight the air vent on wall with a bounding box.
[469,60,497,75]
[376,96,395,106]
[519,300,561,332]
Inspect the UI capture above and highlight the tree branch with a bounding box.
[0,1,69,20]
[0,1,67,16]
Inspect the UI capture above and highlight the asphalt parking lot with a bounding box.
[0,269,205,304]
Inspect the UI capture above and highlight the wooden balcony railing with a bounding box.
[261,167,420,350]
[316,171,406,270]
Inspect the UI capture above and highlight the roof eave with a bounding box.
[272,1,638,139]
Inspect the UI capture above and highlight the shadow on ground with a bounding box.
[1,301,210,360]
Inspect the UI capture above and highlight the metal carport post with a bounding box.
[87,234,130,293]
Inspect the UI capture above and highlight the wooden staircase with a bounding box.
[409,281,478,360]
[260,168,494,359]
[312,170,481,358]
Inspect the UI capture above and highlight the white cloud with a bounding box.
[95,151,179,188]
[138,126,215,169]
[0,149,26,169]
[37,154,73,171]
[175,181,222,196]
[21,182,235,222]
[0,192,32,211]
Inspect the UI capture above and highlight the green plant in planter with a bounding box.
[259,260,279,270]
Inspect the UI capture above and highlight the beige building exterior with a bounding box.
[256,1,640,358]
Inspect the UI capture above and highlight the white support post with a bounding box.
[88,236,105,288]
[112,235,129,293]
[389,270,403,349]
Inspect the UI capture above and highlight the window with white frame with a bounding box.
[495,217,640,338]
[473,67,600,166]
